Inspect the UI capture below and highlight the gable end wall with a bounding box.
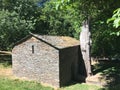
[12,37,60,87]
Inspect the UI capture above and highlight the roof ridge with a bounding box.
[30,33,60,50]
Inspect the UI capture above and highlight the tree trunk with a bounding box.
[80,19,92,77]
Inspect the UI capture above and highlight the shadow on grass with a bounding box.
[92,60,120,90]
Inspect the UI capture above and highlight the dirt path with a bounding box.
[0,68,13,78]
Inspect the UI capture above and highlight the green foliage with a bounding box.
[40,0,105,39]
[42,0,120,57]
[107,8,120,36]
[91,18,120,57]
[0,0,120,57]
[107,8,120,28]
[0,77,53,90]
[45,0,99,33]
[35,1,77,38]
[0,0,38,50]
[93,62,120,89]
[0,10,34,50]
[90,0,120,57]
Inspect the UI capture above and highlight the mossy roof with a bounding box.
[14,33,80,50]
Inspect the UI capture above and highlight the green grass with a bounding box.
[0,61,103,90]
[93,61,120,87]
[60,83,103,90]
[61,84,120,90]
[0,62,103,90]
[1,55,120,90]
[0,76,103,90]
[0,55,52,90]
[0,77,53,90]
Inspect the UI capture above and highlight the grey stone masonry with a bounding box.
[12,34,81,88]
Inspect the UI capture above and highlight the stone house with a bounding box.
[12,33,84,88]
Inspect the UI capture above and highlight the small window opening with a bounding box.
[32,45,34,54]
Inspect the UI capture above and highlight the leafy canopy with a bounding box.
[0,0,38,50]
[107,8,120,36]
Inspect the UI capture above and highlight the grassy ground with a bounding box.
[59,84,102,90]
[0,62,54,90]
[92,60,120,90]
[1,55,120,90]
[93,61,120,87]
[0,77,53,90]
[0,61,103,90]
[0,68,102,90]
[0,76,102,90]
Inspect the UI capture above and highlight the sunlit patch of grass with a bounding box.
[92,61,120,90]
[0,77,53,90]
[1,55,120,90]
[59,83,103,90]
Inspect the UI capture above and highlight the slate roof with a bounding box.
[14,33,80,49]
[31,33,80,49]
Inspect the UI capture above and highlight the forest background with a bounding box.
[0,0,120,59]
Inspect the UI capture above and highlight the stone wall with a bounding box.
[12,36,83,88]
[59,46,80,86]
[12,37,60,87]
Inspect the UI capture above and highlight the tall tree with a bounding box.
[42,0,120,77]
[0,0,39,50]
[46,0,98,77]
